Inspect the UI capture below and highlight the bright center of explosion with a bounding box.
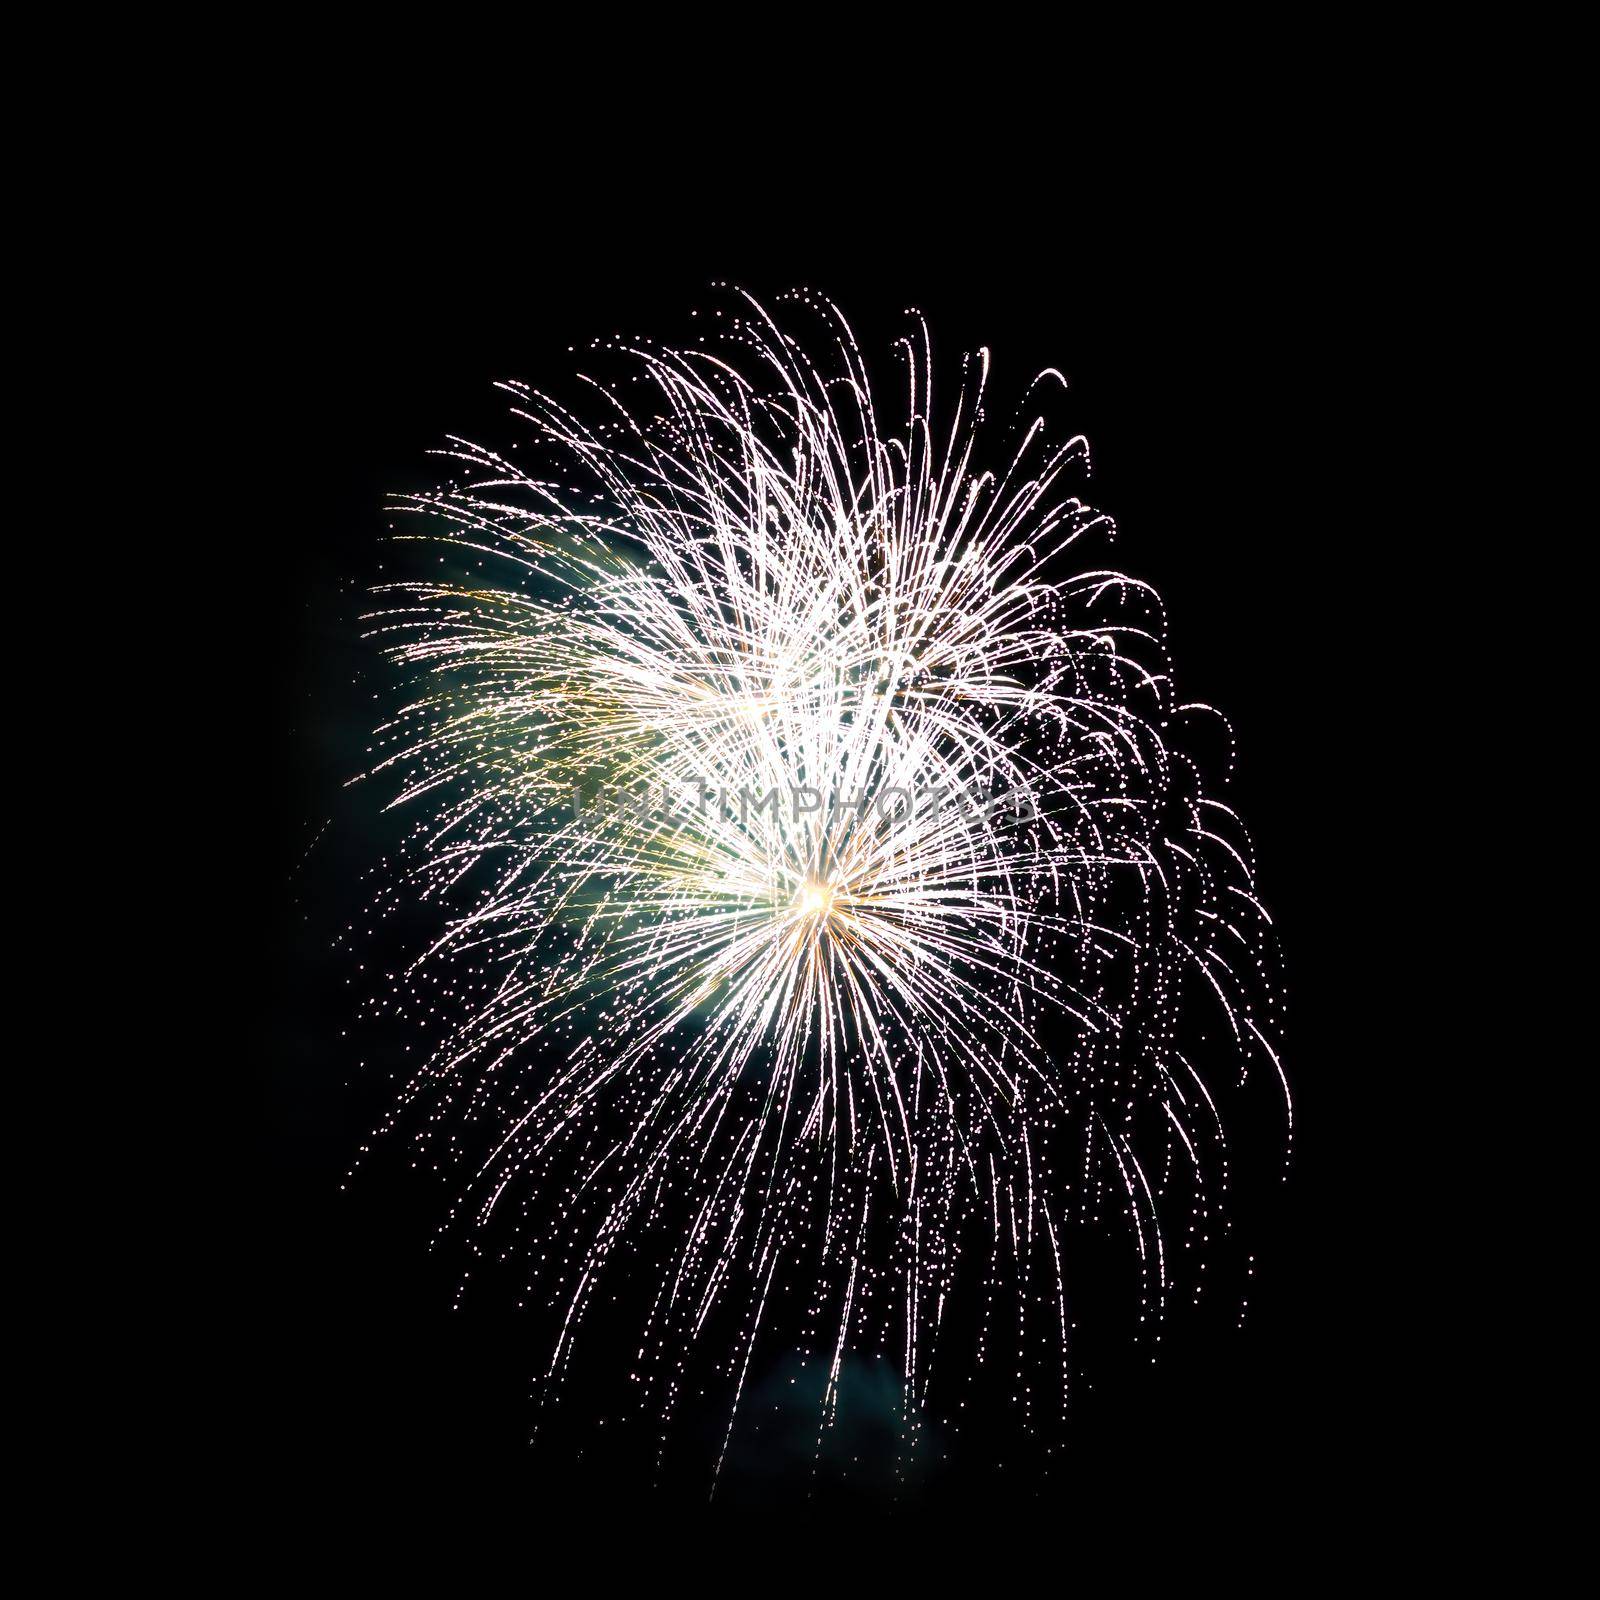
[795,881,836,921]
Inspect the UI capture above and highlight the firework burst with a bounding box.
[343,289,1288,1488]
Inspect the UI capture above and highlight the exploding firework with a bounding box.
[343,288,1289,1489]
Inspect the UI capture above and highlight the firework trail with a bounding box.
[342,288,1288,1487]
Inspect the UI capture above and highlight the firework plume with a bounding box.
[345,289,1288,1488]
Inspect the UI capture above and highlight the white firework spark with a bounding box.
[343,289,1288,1487]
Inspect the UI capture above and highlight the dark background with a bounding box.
[232,194,1400,1522]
